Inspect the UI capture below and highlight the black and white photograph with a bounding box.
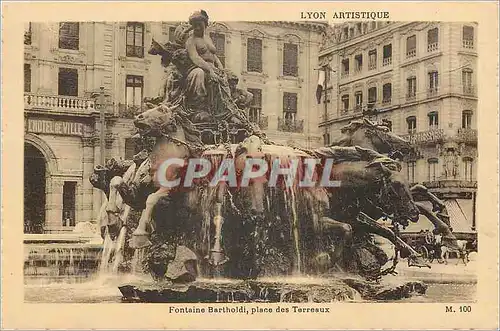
[20,13,483,305]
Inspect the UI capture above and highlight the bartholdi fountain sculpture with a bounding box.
[90,11,459,302]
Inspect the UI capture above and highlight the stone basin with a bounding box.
[118,275,427,303]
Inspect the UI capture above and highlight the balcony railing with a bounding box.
[427,87,439,98]
[422,180,477,190]
[463,85,476,96]
[427,42,439,52]
[341,71,349,79]
[457,128,477,144]
[353,68,362,76]
[381,98,392,105]
[278,117,304,133]
[406,49,416,58]
[368,63,376,70]
[402,128,445,145]
[24,93,95,112]
[382,57,392,66]
[354,104,363,112]
[462,39,474,49]
[406,93,416,102]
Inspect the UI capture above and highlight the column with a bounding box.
[82,137,96,221]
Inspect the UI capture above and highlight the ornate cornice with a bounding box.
[253,21,328,33]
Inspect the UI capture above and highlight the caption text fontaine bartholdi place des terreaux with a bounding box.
[168,305,331,315]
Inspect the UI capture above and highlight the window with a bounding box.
[343,27,348,39]
[247,38,263,73]
[210,32,226,67]
[463,158,473,181]
[355,91,363,110]
[406,35,416,57]
[463,26,474,48]
[356,23,362,35]
[428,159,439,182]
[371,22,376,30]
[58,68,78,96]
[283,92,297,121]
[349,27,355,38]
[382,83,392,103]
[368,49,377,70]
[341,94,349,112]
[24,22,32,45]
[429,71,439,91]
[462,110,473,129]
[59,22,79,50]
[427,28,439,51]
[368,87,377,104]
[341,58,349,76]
[383,44,392,66]
[125,138,142,160]
[462,69,473,94]
[247,88,262,124]
[126,22,144,58]
[283,43,298,77]
[407,76,417,98]
[428,111,439,129]
[407,161,416,183]
[62,181,76,227]
[169,26,177,43]
[126,75,143,108]
[354,54,363,72]
[24,64,31,93]
[406,116,417,134]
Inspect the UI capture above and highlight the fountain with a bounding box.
[80,10,465,303]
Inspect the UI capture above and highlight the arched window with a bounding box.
[462,110,473,129]
[406,116,417,134]
[428,111,439,129]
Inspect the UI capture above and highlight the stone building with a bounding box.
[23,20,325,233]
[318,22,478,236]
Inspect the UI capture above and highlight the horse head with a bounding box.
[366,159,420,227]
[134,104,177,137]
[337,118,415,158]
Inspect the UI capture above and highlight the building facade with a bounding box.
[23,21,325,233]
[318,21,478,235]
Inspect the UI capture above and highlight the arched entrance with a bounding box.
[24,143,46,233]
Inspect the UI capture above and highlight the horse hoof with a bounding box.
[130,232,151,249]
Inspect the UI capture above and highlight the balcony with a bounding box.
[368,63,376,70]
[406,93,416,102]
[354,105,363,112]
[406,49,416,58]
[382,57,392,66]
[353,68,362,76]
[427,87,439,98]
[24,93,95,113]
[341,71,349,79]
[402,128,445,145]
[278,117,304,133]
[24,31,32,45]
[463,85,476,96]
[457,128,477,144]
[462,39,474,49]
[422,180,477,190]
[427,42,439,52]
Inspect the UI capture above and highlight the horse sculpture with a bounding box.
[91,15,437,280]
